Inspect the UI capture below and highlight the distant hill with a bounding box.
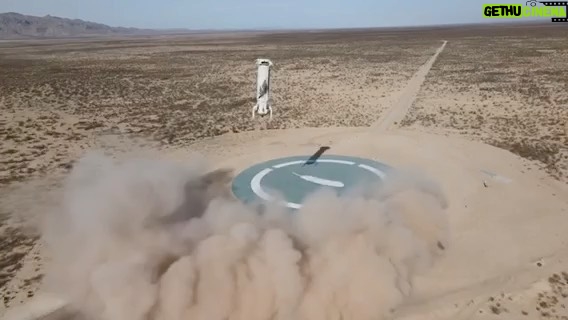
[0,12,159,39]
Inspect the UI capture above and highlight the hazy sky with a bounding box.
[0,0,494,30]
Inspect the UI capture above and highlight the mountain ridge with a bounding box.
[0,12,170,39]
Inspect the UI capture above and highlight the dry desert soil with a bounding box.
[0,22,567,319]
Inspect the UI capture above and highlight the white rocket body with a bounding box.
[253,58,273,119]
[256,63,271,109]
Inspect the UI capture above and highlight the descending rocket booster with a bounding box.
[252,58,273,120]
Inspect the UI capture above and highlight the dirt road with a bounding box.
[372,40,447,131]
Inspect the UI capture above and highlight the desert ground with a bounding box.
[0,23,567,320]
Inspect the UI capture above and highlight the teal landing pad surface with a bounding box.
[231,154,392,210]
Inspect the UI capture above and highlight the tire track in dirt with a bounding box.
[371,40,447,132]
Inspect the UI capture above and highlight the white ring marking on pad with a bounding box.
[251,168,274,202]
[358,164,387,179]
[272,159,355,168]
[316,159,355,165]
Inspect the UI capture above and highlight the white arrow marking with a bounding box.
[292,172,344,188]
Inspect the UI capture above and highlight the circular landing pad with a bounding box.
[231,154,392,209]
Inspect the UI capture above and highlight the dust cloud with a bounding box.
[39,151,450,320]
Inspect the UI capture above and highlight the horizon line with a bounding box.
[0,11,560,33]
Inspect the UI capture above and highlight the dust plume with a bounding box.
[40,151,450,320]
